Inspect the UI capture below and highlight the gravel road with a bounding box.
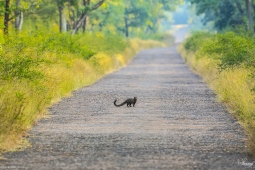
[0,45,252,169]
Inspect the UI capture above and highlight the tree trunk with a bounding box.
[124,7,129,37]
[17,12,23,31]
[82,0,88,33]
[82,17,87,33]
[15,0,23,32]
[67,5,76,30]
[245,0,253,30]
[72,13,88,34]
[72,0,105,35]
[4,0,11,35]
[15,12,23,31]
[124,16,129,37]
[58,5,67,33]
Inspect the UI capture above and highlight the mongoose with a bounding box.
[114,97,137,107]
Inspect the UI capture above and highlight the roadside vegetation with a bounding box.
[182,0,255,157]
[179,31,255,157]
[0,30,166,153]
[0,0,181,153]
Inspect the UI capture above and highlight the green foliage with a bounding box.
[77,33,127,55]
[0,30,129,82]
[184,31,213,52]
[0,0,183,38]
[87,0,182,37]
[0,0,176,153]
[0,56,44,81]
[184,31,255,70]
[0,31,100,82]
[188,0,245,30]
[202,32,255,69]
[135,33,165,41]
[0,30,132,152]
[39,34,96,60]
[132,31,174,46]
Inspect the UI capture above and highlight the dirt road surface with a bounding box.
[0,45,251,169]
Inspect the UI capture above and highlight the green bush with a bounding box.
[184,31,255,70]
[40,34,96,60]
[0,56,44,81]
[0,31,129,152]
[5,32,96,61]
[202,32,255,69]
[0,31,129,82]
[77,33,127,55]
[184,31,213,52]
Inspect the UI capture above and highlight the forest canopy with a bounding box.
[188,0,254,31]
[0,0,183,37]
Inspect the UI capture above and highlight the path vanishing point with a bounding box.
[0,29,252,169]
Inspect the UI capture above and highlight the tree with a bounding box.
[188,0,248,31]
[57,0,69,33]
[71,0,105,35]
[3,0,45,34]
[74,0,182,37]
[124,1,149,37]
[4,0,11,35]
[245,0,252,30]
[15,0,23,32]
[1,0,182,36]
[118,0,181,37]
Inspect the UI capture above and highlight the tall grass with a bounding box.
[0,31,166,153]
[132,32,175,47]
[179,31,255,157]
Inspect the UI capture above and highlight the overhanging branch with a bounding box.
[72,0,105,35]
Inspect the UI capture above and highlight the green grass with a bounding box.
[0,30,166,153]
[179,31,255,157]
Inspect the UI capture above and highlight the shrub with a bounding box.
[0,30,166,153]
[0,31,128,152]
[202,32,255,69]
[184,31,213,52]
[0,56,44,81]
